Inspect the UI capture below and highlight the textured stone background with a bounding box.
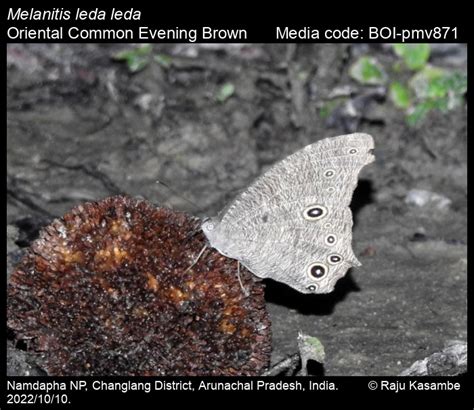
[7,43,467,375]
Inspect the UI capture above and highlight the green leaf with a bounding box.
[153,54,172,68]
[406,69,466,127]
[445,72,467,109]
[410,67,466,104]
[113,44,153,73]
[409,65,446,99]
[216,83,235,102]
[445,72,467,95]
[392,60,404,73]
[406,100,440,127]
[392,44,405,56]
[128,57,149,73]
[427,76,450,99]
[393,43,430,70]
[434,95,450,112]
[114,44,152,61]
[389,82,411,109]
[349,57,386,85]
[406,102,430,127]
[297,332,326,364]
[429,72,467,100]
[319,98,345,119]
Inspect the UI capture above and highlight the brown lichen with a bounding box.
[7,196,271,376]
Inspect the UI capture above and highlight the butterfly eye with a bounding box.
[203,222,215,231]
[327,187,335,193]
[328,254,343,265]
[325,234,337,246]
[368,148,374,155]
[324,169,335,178]
[303,205,327,221]
[348,148,358,154]
[307,285,317,292]
[307,263,327,279]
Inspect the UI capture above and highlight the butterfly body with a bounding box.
[202,133,375,294]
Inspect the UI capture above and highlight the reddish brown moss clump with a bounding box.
[7,196,271,375]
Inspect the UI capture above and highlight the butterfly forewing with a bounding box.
[220,135,374,227]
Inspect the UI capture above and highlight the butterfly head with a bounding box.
[201,217,217,234]
[202,217,233,257]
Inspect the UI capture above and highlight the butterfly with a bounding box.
[202,133,375,294]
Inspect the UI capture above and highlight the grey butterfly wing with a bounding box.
[203,133,375,294]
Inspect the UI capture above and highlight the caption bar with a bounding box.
[5,8,461,42]
[5,377,465,405]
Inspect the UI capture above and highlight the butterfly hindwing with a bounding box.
[238,239,354,294]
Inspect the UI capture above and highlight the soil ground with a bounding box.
[6,43,467,375]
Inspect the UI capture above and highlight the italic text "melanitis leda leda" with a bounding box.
[8,8,141,21]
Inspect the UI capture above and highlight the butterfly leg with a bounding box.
[184,244,207,273]
[236,261,250,297]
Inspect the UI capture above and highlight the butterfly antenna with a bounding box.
[184,244,208,274]
[156,179,201,213]
[237,261,250,297]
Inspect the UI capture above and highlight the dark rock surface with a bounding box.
[7,43,467,375]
